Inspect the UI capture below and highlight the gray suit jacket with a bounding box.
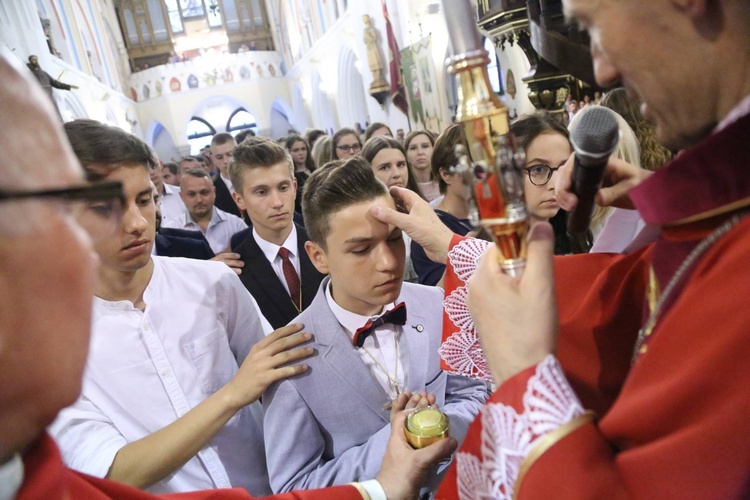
[262,277,489,493]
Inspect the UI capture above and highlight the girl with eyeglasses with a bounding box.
[510,112,571,222]
[331,127,363,160]
[511,112,590,254]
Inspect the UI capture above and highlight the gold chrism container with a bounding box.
[404,406,450,449]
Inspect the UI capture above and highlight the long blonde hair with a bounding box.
[568,105,641,237]
[600,88,672,171]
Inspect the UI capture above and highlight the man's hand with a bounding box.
[467,222,558,384]
[376,410,457,500]
[555,153,653,212]
[222,324,312,410]
[211,252,244,275]
[389,392,436,423]
[370,186,454,264]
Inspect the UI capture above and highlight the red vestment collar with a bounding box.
[630,113,750,226]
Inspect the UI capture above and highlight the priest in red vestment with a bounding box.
[372,0,750,497]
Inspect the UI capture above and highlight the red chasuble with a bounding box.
[18,434,361,500]
[437,113,750,498]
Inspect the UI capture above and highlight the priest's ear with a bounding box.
[305,240,330,275]
[671,0,708,18]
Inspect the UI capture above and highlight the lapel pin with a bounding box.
[412,324,424,332]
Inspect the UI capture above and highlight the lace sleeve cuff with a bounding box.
[456,355,589,499]
[439,237,493,381]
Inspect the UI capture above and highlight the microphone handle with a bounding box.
[567,157,607,234]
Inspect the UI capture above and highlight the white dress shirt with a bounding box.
[160,183,187,221]
[325,283,409,400]
[162,206,247,254]
[253,225,299,296]
[50,257,273,495]
[0,454,23,500]
[220,174,235,195]
[590,208,647,253]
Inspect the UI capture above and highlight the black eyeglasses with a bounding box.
[336,144,361,153]
[523,164,562,186]
[0,181,125,240]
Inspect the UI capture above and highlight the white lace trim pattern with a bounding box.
[456,355,585,499]
[440,238,493,381]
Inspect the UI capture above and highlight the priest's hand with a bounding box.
[370,186,455,265]
[555,153,653,212]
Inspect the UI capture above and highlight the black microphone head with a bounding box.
[570,107,620,165]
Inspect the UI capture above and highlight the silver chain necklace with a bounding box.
[632,211,749,363]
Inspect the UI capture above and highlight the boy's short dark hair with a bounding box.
[228,136,294,193]
[64,119,154,181]
[210,132,235,147]
[302,157,388,249]
[305,129,326,147]
[163,162,179,175]
[182,168,212,182]
[364,122,393,142]
[234,129,256,144]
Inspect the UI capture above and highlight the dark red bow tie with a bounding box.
[352,302,407,348]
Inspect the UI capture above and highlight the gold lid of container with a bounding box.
[404,406,450,449]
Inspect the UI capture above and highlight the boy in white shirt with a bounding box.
[50,119,311,495]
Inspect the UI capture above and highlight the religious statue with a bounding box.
[26,55,77,120]
[362,15,388,91]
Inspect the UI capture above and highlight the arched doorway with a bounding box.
[185,95,257,151]
[57,91,88,121]
[148,121,180,162]
[186,117,215,155]
[269,98,294,138]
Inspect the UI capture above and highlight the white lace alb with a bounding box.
[439,238,493,381]
[456,355,585,499]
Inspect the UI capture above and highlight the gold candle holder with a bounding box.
[444,26,530,276]
[404,406,450,449]
[483,213,529,276]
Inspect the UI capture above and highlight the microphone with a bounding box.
[567,107,620,234]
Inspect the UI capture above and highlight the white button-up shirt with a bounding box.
[50,257,273,495]
[220,174,235,195]
[162,207,247,254]
[325,284,409,400]
[160,183,187,221]
[253,225,299,296]
[0,454,23,500]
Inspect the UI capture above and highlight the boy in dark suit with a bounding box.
[211,133,242,217]
[229,137,325,329]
